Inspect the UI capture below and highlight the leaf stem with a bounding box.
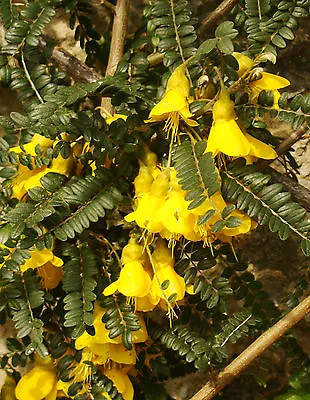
[190,295,310,400]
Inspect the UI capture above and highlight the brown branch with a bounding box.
[256,122,310,211]
[101,0,129,115]
[190,295,310,400]
[200,0,238,35]
[275,122,309,156]
[50,46,101,83]
[266,167,310,212]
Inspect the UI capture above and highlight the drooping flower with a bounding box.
[149,239,185,309]
[75,302,148,364]
[233,52,290,108]
[125,154,254,245]
[58,361,134,400]
[104,367,134,400]
[10,134,74,200]
[21,246,63,272]
[15,355,57,400]
[23,246,63,289]
[206,91,277,159]
[145,63,198,139]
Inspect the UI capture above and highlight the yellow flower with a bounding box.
[10,134,74,200]
[249,72,290,109]
[103,260,152,297]
[104,367,134,400]
[233,52,290,108]
[145,63,198,138]
[151,239,185,307]
[75,302,148,363]
[15,355,57,400]
[21,246,63,274]
[206,91,277,159]
[36,262,64,289]
[106,113,128,125]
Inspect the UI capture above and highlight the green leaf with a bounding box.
[196,38,217,56]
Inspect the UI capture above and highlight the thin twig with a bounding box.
[21,53,44,103]
[200,0,239,35]
[101,0,129,115]
[190,295,310,400]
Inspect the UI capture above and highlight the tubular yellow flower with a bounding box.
[15,355,57,400]
[104,367,134,400]
[21,247,63,273]
[233,52,290,108]
[249,72,290,109]
[206,91,277,159]
[10,134,74,200]
[103,260,152,297]
[75,302,148,359]
[145,64,198,139]
[151,239,185,306]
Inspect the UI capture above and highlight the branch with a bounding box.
[275,122,309,156]
[190,295,310,400]
[101,0,129,115]
[266,166,310,212]
[50,46,101,83]
[257,122,310,211]
[199,0,238,35]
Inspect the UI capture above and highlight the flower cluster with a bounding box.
[14,349,135,400]
[56,302,147,399]
[0,244,63,289]
[125,152,253,244]
[9,134,74,200]
[104,238,185,312]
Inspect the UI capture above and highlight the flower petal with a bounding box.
[245,133,277,159]
[206,120,251,157]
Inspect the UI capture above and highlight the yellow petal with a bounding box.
[232,52,254,76]
[166,64,190,97]
[135,292,159,312]
[152,265,185,302]
[103,280,120,297]
[117,261,152,297]
[10,135,53,156]
[106,114,128,125]
[253,72,290,90]
[206,120,251,157]
[109,343,137,364]
[104,368,134,400]
[148,89,189,120]
[37,262,63,289]
[15,366,56,400]
[21,248,55,272]
[245,133,277,159]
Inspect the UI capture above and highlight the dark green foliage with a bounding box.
[100,296,141,351]
[3,269,47,357]
[62,242,98,338]
[222,160,310,255]
[145,0,197,70]
[172,139,220,209]
[244,0,310,55]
